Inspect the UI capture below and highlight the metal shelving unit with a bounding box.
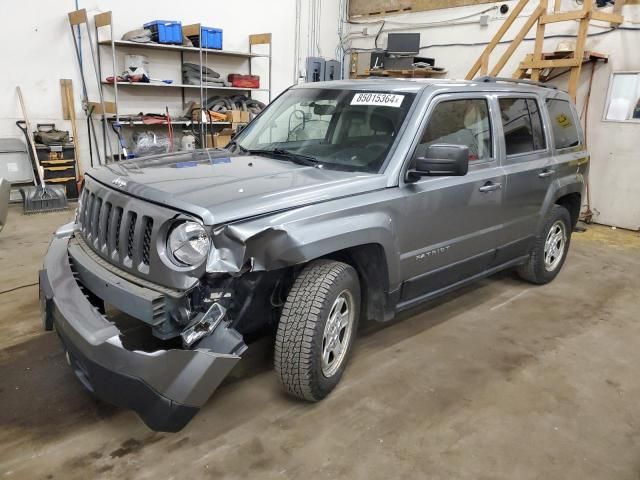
[93,11,272,156]
[100,81,269,92]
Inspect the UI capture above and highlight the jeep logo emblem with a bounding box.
[112,177,127,188]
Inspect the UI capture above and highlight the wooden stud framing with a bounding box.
[567,0,592,100]
[489,6,544,77]
[467,0,624,101]
[531,0,548,82]
[540,10,586,24]
[520,58,582,69]
[613,0,626,26]
[591,11,624,24]
[465,0,529,80]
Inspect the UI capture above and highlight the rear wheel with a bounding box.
[274,260,360,401]
[517,204,572,284]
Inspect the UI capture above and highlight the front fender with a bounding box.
[206,208,401,289]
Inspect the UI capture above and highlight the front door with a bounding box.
[397,95,505,305]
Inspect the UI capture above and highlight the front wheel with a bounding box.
[517,204,572,284]
[274,260,360,401]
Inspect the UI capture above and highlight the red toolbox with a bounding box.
[227,74,260,89]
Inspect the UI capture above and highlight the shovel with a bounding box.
[16,86,68,214]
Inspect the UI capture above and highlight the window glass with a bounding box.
[498,98,546,155]
[256,100,335,144]
[419,99,492,161]
[237,88,416,173]
[527,99,546,151]
[605,72,640,122]
[546,99,581,149]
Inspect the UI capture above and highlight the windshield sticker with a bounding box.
[351,93,405,108]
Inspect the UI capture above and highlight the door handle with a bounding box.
[538,169,555,178]
[479,182,502,193]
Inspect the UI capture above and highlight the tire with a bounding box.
[517,204,572,285]
[274,260,360,401]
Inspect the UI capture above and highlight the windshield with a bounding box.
[232,88,416,173]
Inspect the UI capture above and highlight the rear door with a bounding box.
[397,93,505,304]
[494,94,554,263]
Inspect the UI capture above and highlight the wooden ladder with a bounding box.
[465,0,625,100]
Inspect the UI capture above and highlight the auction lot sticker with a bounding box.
[351,93,405,108]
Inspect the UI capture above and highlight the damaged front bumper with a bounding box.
[39,225,245,432]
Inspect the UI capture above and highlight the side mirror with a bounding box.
[407,144,469,181]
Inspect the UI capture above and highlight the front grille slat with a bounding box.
[142,217,153,266]
[126,212,137,260]
[98,201,112,249]
[83,193,94,235]
[110,206,123,256]
[91,197,102,241]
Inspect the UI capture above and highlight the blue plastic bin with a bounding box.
[191,27,223,50]
[144,20,183,45]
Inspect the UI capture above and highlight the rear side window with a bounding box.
[498,98,547,155]
[420,99,492,161]
[546,99,581,149]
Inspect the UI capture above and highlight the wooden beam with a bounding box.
[591,11,624,25]
[568,0,592,100]
[489,6,545,77]
[531,0,549,82]
[465,0,529,80]
[481,52,489,76]
[554,0,562,12]
[613,0,626,26]
[87,101,116,115]
[520,58,582,69]
[67,9,88,26]
[540,11,587,24]
[249,33,272,45]
[94,11,112,28]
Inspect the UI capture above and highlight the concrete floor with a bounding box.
[1,203,640,480]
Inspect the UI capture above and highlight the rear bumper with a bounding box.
[39,226,242,432]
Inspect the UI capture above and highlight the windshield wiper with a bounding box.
[247,148,320,167]
[226,140,248,153]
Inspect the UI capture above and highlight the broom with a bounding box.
[16,86,68,214]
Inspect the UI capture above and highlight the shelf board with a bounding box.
[102,81,268,92]
[99,39,269,58]
[103,118,231,126]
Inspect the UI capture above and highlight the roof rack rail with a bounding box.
[475,76,558,90]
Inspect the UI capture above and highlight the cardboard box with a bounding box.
[226,110,250,123]
[206,134,232,148]
[226,110,242,123]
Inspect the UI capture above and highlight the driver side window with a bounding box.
[419,99,492,162]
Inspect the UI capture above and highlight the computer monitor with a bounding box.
[386,33,420,55]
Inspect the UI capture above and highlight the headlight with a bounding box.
[167,221,211,266]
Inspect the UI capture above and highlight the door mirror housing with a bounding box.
[407,144,470,181]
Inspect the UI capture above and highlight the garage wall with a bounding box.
[346,0,640,230]
[0,0,342,172]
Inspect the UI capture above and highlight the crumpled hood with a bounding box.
[88,150,386,225]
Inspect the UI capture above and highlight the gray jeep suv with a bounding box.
[39,77,588,431]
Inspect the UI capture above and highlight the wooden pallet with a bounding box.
[515,50,609,81]
[465,0,626,100]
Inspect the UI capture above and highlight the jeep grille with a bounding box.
[75,177,204,290]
